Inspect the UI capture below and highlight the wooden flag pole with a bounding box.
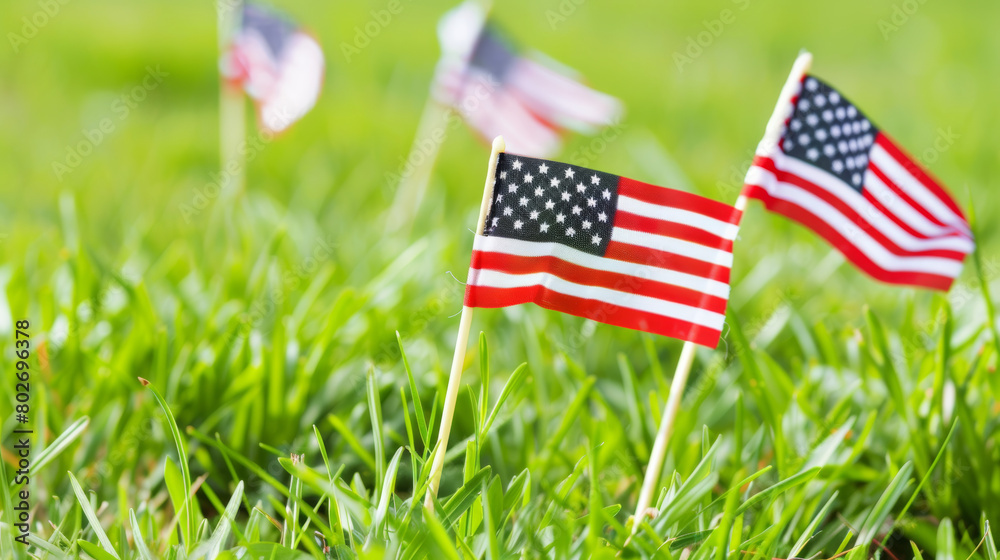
[424,135,505,509]
[631,340,698,528]
[630,51,812,537]
[218,0,246,200]
[386,100,450,235]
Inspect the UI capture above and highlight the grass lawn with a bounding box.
[1,0,999,558]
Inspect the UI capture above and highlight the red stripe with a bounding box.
[464,285,723,347]
[469,250,729,314]
[605,241,731,284]
[617,177,743,225]
[865,163,957,234]
[875,133,967,220]
[860,187,963,243]
[751,157,966,260]
[742,183,956,291]
[613,211,734,252]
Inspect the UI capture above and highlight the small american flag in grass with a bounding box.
[743,74,973,290]
[433,2,622,157]
[465,154,742,348]
[221,3,325,133]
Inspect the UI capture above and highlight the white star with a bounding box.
[835,107,846,120]
[829,92,841,104]
[519,196,529,207]
[535,187,544,197]
[591,234,601,245]
[571,205,582,215]
[503,207,513,216]
[805,78,818,91]
[565,168,575,179]
[806,114,819,127]
[582,220,592,229]
[847,106,857,118]
[512,159,522,170]
[822,109,834,122]
[524,173,533,183]
[598,212,608,222]
[852,173,861,185]
[496,194,503,203]
[561,191,571,201]
[545,199,555,210]
[814,94,826,107]
[590,175,600,185]
[823,144,836,157]
[576,183,586,193]
[500,171,507,179]
[556,213,566,223]
[529,210,539,220]
[832,160,844,173]
[790,119,802,131]
[602,189,611,200]
[815,129,828,142]
[566,227,576,237]
[798,99,811,111]
[539,163,549,174]
[587,197,597,207]
[508,184,518,193]
[491,217,499,227]
[798,133,811,145]
[806,148,819,161]
[540,222,549,233]
[550,178,560,187]
[514,219,523,230]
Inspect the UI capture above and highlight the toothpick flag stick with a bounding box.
[386,101,450,235]
[218,0,246,199]
[424,135,506,509]
[630,51,812,536]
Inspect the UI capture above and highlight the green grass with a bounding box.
[2,0,1000,557]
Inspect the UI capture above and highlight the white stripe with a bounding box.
[468,269,726,331]
[617,196,740,241]
[767,152,972,254]
[472,235,730,298]
[746,165,965,277]
[864,170,968,241]
[869,144,970,234]
[610,228,734,268]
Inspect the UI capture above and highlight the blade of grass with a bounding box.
[68,472,120,559]
[128,509,154,560]
[854,462,914,550]
[205,481,244,557]
[139,377,194,552]
[0,452,20,560]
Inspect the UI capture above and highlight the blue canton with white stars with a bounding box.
[782,75,880,192]
[484,154,620,256]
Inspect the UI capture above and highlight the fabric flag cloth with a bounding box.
[433,2,622,157]
[465,154,741,348]
[221,3,325,133]
[743,74,973,291]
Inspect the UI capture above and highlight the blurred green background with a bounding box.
[1,0,999,557]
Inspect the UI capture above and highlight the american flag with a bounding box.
[743,74,973,291]
[221,3,325,133]
[465,154,741,348]
[433,2,622,156]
